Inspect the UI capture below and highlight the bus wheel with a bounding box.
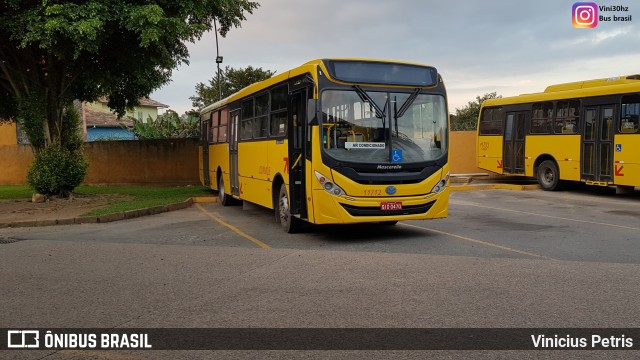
[537,160,560,191]
[278,184,300,233]
[218,176,233,206]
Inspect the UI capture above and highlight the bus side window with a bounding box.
[240,119,253,140]
[219,109,229,142]
[531,102,552,134]
[554,100,579,134]
[270,112,287,136]
[479,107,504,135]
[621,95,640,134]
[254,93,269,138]
[270,85,288,137]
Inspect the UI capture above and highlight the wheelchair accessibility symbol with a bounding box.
[392,149,403,163]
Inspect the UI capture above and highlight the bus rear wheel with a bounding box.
[218,175,234,206]
[277,184,300,233]
[537,160,560,191]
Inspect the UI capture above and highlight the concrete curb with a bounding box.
[0,196,218,229]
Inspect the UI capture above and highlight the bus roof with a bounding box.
[544,74,640,92]
[200,60,322,114]
[483,74,640,108]
[200,58,435,114]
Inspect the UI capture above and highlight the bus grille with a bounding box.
[340,201,436,217]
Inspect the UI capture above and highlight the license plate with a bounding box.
[381,202,402,211]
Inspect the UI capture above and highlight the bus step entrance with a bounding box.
[584,180,611,186]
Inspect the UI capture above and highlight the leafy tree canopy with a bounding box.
[451,92,502,131]
[0,0,259,149]
[190,65,275,109]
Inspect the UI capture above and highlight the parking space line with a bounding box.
[195,203,270,249]
[459,202,640,232]
[400,223,554,260]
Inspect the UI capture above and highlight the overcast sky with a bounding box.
[150,0,640,115]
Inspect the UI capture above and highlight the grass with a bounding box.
[0,184,213,216]
[75,185,213,216]
[0,185,33,200]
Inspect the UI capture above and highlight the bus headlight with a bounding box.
[315,171,346,196]
[430,173,450,194]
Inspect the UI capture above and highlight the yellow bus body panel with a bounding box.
[269,140,290,187]
[304,159,315,223]
[209,143,230,190]
[477,135,503,174]
[199,143,230,188]
[198,145,204,185]
[237,141,269,207]
[237,140,289,209]
[613,134,640,186]
[525,135,581,180]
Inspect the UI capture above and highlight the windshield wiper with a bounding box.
[395,88,421,118]
[354,85,384,120]
[392,88,421,138]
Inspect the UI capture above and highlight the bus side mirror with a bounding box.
[307,99,319,125]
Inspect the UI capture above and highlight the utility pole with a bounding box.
[214,18,223,101]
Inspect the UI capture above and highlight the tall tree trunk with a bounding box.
[42,119,51,150]
[44,56,65,148]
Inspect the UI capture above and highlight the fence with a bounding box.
[0,138,200,186]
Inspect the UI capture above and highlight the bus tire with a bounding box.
[218,175,234,206]
[537,160,560,191]
[277,184,300,233]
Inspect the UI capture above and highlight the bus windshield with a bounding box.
[321,89,447,164]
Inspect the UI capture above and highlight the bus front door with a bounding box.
[582,105,615,183]
[503,111,526,174]
[229,110,240,196]
[289,90,308,219]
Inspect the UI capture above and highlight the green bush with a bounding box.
[27,146,88,196]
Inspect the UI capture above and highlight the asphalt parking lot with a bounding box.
[2,186,640,359]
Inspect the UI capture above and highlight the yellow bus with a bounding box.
[477,75,640,192]
[199,59,450,232]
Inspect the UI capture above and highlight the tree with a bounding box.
[26,104,88,197]
[190,65,275,109]
[452,92,502,131]
[0,0,259,150]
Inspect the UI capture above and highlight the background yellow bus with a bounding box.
[477,75,640,192]
[200,59,450,232]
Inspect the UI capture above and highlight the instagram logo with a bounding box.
[572,2,598,28]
